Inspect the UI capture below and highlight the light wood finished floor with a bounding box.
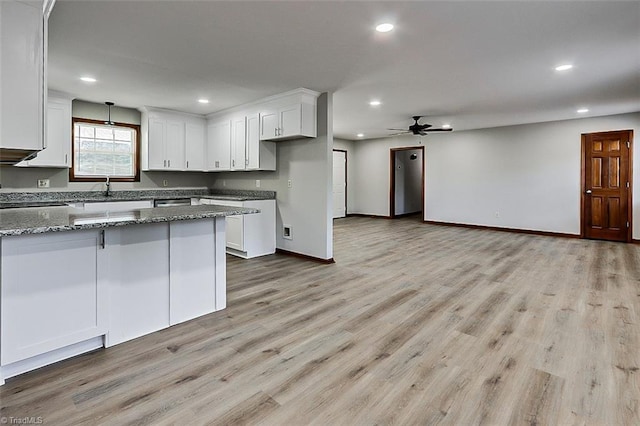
[1,216,639,425]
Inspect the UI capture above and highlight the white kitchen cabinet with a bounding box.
[201,198,276,258]
[247,113,276,170]
[0,0,46,159]
[185,121,205,171]
[147,117,185,170]
[18,93,72,168]
[207,119,231,171]
[231,116,247,171]
[1,230,108,366]
[165,120,185,170]
[259,90,318,141]
[143,109,206,171]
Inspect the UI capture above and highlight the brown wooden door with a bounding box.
[582,130,633,242]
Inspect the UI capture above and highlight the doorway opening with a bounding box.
[333,149,347,219]
[581,130,633,242]
[390,146,424,219]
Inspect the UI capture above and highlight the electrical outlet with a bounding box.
[37,179,50,188]
[283,225,292,240]
[256,179,261,188]
[287,179,292,188]
[163,179,169,187]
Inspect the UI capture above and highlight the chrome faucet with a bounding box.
[105,175,111,197]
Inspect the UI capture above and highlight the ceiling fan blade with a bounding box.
[422,128,453,132]
[389,131,409,136]
[387,128,407,131]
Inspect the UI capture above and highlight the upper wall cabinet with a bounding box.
[18,92,72,168]
[246,113,275,171]
[142,109,205,171]
[185,122,205,171]
[206,119,231,171]
[259,90,318,141]
[0,0,47,159]
[231,115,247,171]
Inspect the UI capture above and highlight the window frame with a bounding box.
[70,117,141,183]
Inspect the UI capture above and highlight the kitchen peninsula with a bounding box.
[0,194,258,385]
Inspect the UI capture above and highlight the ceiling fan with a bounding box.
[388,116,453,136]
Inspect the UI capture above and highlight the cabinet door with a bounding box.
[231,116,247,170]
[259,110,279,140]
[206,120,231,170]
[1,230,107,364]
[0,1,44,152]
[165,119,185,170]
[279,104,302,138]
[246,113,260,169]
[185,122,205,171]
[148,118,166,169]
[226,215,244,251]
[20,96,71,168]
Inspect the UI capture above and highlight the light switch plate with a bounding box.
[37,179,50,188]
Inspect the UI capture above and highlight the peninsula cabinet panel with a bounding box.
[169,219,223,324]
[0,230,107,365]
[105,223,170,347]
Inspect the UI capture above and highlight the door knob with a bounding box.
[586,190,592,194]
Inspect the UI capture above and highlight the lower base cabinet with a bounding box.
[0,230,108,373]
[200,199,276,258]
[0,218,226,384]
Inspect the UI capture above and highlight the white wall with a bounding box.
[349,112,640,239]
[349,136,425,216]
[424,112,640,238]
[395,149,422,215]
[333,138,355,214]
[211,93,334,260]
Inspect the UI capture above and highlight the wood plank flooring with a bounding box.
[1,216,639,425]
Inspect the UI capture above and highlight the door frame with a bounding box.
[390,146,425,218]
[580,130,633,242]
[333,149,347,218]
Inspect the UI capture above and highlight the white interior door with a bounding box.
[333,150,347,218]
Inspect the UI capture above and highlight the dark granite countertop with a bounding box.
[0,204,258,237]
[0,189,276,209]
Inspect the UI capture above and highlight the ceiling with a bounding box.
[48,1,640,140]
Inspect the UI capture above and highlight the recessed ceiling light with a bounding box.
[369,100,381,106]
[442,124,451,129]
[80,76,96,83]
[577,108,589,113]
[198,99,210,104]
[357,133,364,138]
[375,23,394,33]
[555,64,573,71]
